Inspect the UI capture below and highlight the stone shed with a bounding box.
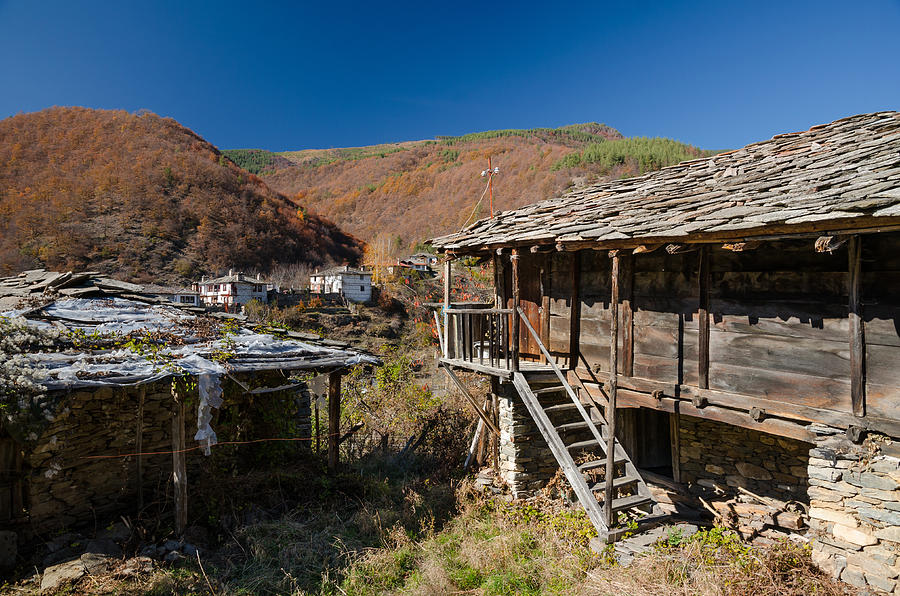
[0,276,376,567]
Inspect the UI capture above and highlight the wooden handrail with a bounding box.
[446,307,513,314]
[516,307,606,448]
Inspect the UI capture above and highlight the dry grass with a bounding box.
[584,529,853,596]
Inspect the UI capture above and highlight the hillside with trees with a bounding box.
[225,124,716,247]
[0,107,362,282]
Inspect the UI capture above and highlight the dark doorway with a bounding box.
[616,407,674,478]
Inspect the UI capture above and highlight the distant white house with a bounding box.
[168,291,201,306]
[194,270,268,308]
[310,266,372,303]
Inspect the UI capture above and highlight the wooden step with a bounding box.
[578,456,627,472]
[544,402,580,414]
[555,420,604,434]
[532,385,567,395]
[567,438,608,451]
[609,494,654,513]
[587,474,640,492]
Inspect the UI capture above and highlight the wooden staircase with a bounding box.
[513,310,666,543]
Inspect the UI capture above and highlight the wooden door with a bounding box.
[507,254,544,359]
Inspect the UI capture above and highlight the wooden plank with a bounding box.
[848,235,865,417]
[605,250,620,526]
[709,329,851,380]
[708,361,850,407]
[443,258,451,357]
[328,371,341,471]
[171,385,187,536]
[621,253,634,376]
[669,413,681,483]
[569,251,581,370]
[699,245,710,389]
[511,249,521,372]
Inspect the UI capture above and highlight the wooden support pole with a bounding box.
[328,371,341,471]
[669,411,681,483]
[171,383,187,536]
[848,236,866,417]
[621,253,634,377]
[444,257,453,358]
[698,245,710,390]
[493,253,502,309]
[604,250,621,526]
[511,249,521,372]
[137,385,145,510]
[569,252,581,370]
[540,257,551,364]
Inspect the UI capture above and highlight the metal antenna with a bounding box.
[480,157,500,217]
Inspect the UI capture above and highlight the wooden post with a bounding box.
[171,383,187,536]
[314,399,320,453]
[848,236,866,417]
[621,253,634,377]
[604,250,620,526]
[137,385,145,510]
[492,392,500,471]
[669,411,682,483]
[569,252,581,370]
[511,249,520,372]
[444,257,452,358]
[540,258,551,364]
[493,253,502,309]
[328,371,341,471]
[698,245,710,390]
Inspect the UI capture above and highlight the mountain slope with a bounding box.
[0,107,362,281]
[226,124,715,246]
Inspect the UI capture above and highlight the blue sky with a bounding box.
[1,0,898,151]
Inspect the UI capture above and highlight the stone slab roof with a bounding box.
[431,112,900,253]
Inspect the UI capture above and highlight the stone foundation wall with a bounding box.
[14,373,312,545]
[496,382,558,498]
[679,415,811,503]
[807,427,900,593]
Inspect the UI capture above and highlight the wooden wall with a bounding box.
[534,232,900,436]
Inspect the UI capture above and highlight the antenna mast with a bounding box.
[481,158,500,218]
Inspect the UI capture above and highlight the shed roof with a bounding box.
[431,112,900,253]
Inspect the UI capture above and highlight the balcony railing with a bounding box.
[443,307,515,370]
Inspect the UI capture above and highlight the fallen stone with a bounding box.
[80,553,114,575]
[83,538,121,557]
[40,559,86,592]
[164,550,183,563]
[116,556,154,578]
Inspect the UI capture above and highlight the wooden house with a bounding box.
[430,112,900,584]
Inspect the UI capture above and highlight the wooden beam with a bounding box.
[443,257,452,358]
[604,250,621,526]
[633,243,663,254]
[621,253,634,377]
[511,249,521,372]
[328,371,341,471]
[666,243,699,255]
[569,251,581,371]
[530,245,555,253]
[442,365,501,435]
[722,241,761,252]
[171,383,187,536]
[137,385,145,511]
[698,246,710,390]
[848,236,865,417]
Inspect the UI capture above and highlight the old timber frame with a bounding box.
[430,112,900,545]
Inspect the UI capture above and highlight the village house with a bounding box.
[309,266,372,303]
[194,270,268,308]
[431,112,900,592]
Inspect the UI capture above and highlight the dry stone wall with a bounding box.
[496,382,559,497]
[806,426,900,593]
[678,416,812,503]
[12,373,313,550]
